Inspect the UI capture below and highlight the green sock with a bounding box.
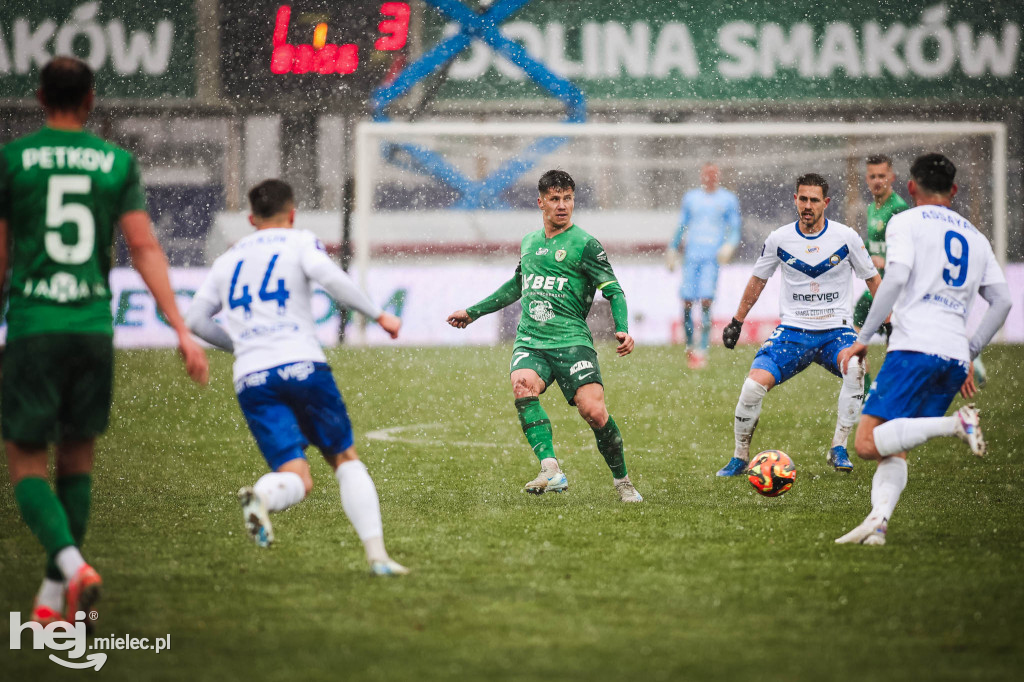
[46,474,92,580]
[593,416,628,478]
[14,477,75,565]
[515,396,556,463]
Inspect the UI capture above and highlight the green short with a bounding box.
[853,290,874,329]
[510,345,602,404]
[1,333,114,445]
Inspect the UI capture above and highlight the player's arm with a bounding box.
[448,262,523,328]
[723,235,776,348]
[582,240,633,356]
[301,244,398,338]
[183,274,234,352]
[717,194,742,264]
[120,210,209,385]
[864,273,882,297]
[666,197,688,270]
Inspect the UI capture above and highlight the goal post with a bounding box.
[351,120,1008,345]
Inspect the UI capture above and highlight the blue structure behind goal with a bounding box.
[370,0,587,209]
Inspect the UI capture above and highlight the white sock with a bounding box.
[833,356,864,448]
[55,546,85,582]
[734,378,768,460]
[335,460,388,563]
[873,416,957,457]
[540,457,559,471]
[869,456,908,520]
[253,471,306,512]
[613,475,631,485]
[36,578,65,611]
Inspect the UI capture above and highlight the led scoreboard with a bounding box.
[220,1,410,104]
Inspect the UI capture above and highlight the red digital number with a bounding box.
[375,2,410,51]
[270,5,359,75]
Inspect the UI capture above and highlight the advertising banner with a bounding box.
[5,263,1019,349]
[425,1,1023,103]
[0,0,196,99]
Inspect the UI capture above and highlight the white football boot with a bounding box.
[523,463,568,495]
[238,486,274,548]
[615,478,644,503]
[835,514,887,545]
[953,403,986,457]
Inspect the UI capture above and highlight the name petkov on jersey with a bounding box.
[21,146,117,173]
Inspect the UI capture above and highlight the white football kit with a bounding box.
[191,228,382,381]
[752,220,878,330]
[884,205,1006,363]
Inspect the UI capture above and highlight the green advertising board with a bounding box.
[424,1,1023,102]
[0,0,196,99]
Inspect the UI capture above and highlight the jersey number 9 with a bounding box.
[942,231,969,287]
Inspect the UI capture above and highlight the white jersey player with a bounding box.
[717,174,881,477]
[185,179,408,575]
[836,153,1011,546]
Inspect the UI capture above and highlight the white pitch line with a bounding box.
[366,422,661,454]
[365,423,506,449]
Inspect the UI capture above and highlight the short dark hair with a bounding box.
[796,173,829,197]
[40,57,93,112]
[866,154,893,167]
[538,169,575,195]
[248,179,295,218]
[910,153,956,194]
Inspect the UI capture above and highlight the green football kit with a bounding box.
[466,223,630,479]
[1,126,147,443]
[854,192,908,329]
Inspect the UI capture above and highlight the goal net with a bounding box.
[352,121,1008,346]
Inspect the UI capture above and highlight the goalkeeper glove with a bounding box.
[723,317,743,349]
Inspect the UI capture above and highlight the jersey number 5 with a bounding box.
[45,175,95,265]
[942,231,969,287]
[229,255,292,318]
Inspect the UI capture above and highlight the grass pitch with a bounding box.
[2,344,1023,681]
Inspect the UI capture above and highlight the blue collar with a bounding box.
[794,219,829,240]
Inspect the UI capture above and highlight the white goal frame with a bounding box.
[353,120,1009,289]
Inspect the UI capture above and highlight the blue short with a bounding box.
[751,325,857,384]
[235,361,354,471]
[863,350,968,421]
[680,256,719,301]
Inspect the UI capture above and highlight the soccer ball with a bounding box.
[747,450,796,497]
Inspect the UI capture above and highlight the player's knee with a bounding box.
[576,399,608,427]
[843,355,864,382]
[512,377,540,399]
[299,471,314,496]
[853,425,879,460]
[738,377,769,407]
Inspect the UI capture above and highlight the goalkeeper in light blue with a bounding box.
[667,163,742,369]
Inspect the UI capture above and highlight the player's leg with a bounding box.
[52,334,112,622]
[510,350,565,494]
[234,371,313,547]
[681,258,698,359]
[571,380,641,503]
[682,300,695,356]
[293,363,407,575]
[718,327,811,476]
[324,447,408,576]
[716,369,775,476]
[819,330,864,472]
[853,291,875,394]
[695,259,718,365]
[3,334,103,623]
[837,353,974,545]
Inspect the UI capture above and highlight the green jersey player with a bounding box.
[447,170,641,502]
[0,57,208,627]
[853,154,908,332]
